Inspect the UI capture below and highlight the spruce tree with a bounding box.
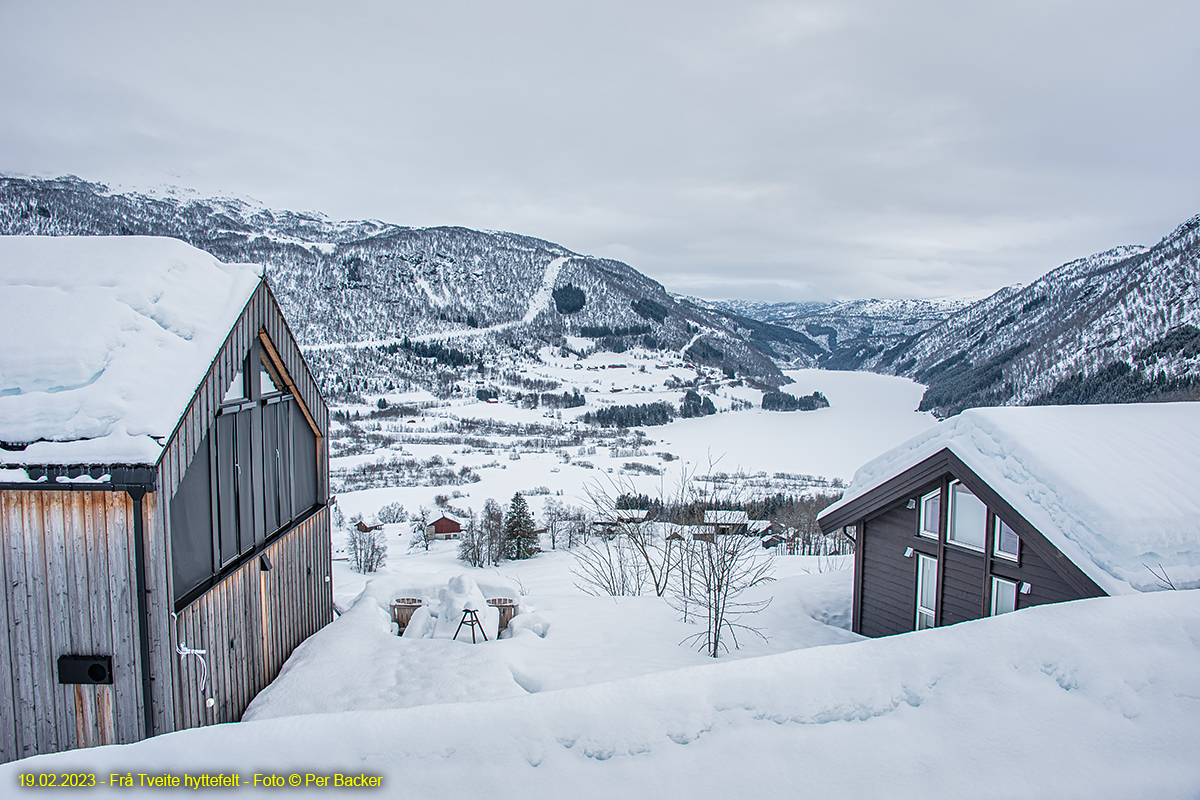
[504,492,539,560]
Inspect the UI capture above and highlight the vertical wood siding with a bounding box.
[858,503,921,638]
[171,508,331,729]
[159,279,331,735]
[0,491,144,763]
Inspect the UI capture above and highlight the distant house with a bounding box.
[818,404,1200,638]
[593,509,649,537]
[0,236,332,762]
[426,514,462,539]
[704,510,749,535]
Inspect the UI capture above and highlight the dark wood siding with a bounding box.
[857,502,921,638]
[990,528,1091,609]
[839,451,1106,639]
[940,545,985,625]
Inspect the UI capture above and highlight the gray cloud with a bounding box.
[2,0,1197,301]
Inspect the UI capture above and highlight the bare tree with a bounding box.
[482,497,506,566]
[670,533,775,657]
[408,506,433,552]
[571,535,650,596]
[458,507,486,567]
[347,513,387,573]
[543,497,565,549]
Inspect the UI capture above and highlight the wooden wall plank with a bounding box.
[0,494,22,762]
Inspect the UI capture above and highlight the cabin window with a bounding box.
[918,490,940,539]
[170,338,322,610]
[916,554,938,630]
[222,369,247,403]
[991,577,1018,615]
[260,354,285,396]
[947,480,987,550]
[993,517,1020,561]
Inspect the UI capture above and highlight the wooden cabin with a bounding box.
[425,514,462,540]
[0,236,332,763]
[818,403,1200,638]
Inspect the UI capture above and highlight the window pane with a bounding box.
[222,370,246,402]
[919,556,938,611]
[260,357,284,396]
[919,492,940,538]
[995,519,1020,559]
[992,578,1018,615]
[170,433,213,604]
[949,482,987,549]
[216,414,239,565]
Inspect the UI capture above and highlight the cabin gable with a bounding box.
[827,449,1105,638]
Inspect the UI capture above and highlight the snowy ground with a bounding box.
[5,367,1198,796]
[5,544,1199,798]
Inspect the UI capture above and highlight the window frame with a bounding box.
[915,553,938,630]
[170,337,323,612]
[990,576,1018,616]
[917,489,940,540]
[992,516,1020,562]
[946,479,987,552]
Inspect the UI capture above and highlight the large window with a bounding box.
[916,554,938,630]
[947,480,987,550]
[171,338,321,609]
[918,489,940,539]
[991,577,1018,616]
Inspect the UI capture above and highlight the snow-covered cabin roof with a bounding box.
[821,403,1200,595]
[704,510,750,525]
[0,236,263,468]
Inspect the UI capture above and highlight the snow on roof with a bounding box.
[0,236,263,467]
[705,510,749,525]
[823,403,1200,594]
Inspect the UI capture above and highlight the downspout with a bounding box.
[126,487,156,740]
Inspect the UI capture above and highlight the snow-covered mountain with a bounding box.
[0,176,792,392]
[884,226,1200,415]
[4,174,1197,416]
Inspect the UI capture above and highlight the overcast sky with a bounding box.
[2,1,1197,302]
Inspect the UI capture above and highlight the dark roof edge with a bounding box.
[818,449,954,532]
[0,465,157,492]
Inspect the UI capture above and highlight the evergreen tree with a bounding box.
[504,492,539,560]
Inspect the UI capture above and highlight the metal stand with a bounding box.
[453,608,489,643]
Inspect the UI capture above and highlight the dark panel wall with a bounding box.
[990,531,1088,609]
[940,546,985,625]
[852,460,1103,638]
[858,502,921,638]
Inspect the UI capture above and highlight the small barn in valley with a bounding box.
[0,236,332,762]
[818,403,1200,638]
[425,514,462,540]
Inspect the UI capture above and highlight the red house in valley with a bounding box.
[426,514,462,540]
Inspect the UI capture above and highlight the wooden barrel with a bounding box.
[391,598,424,634]
[486,597,519,631]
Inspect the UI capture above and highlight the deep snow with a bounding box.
[0,236,262,466]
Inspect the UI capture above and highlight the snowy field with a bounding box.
[330,364,938,535]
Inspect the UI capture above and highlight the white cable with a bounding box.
[176,643,209,692]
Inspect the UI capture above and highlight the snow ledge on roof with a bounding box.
[824,403,1200,595]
